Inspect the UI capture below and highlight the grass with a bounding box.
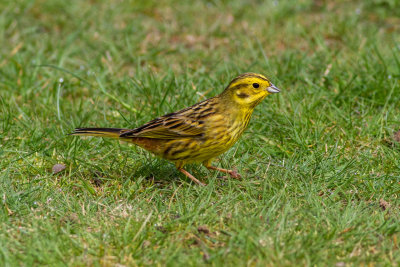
[1,0,400,265]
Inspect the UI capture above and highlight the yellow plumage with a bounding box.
[71,73,280,185]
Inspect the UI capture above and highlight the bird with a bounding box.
[70,73,280,186]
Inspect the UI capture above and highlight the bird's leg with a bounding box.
[175,162,206,186]
[202,160,241,179]
[177,168,206,186]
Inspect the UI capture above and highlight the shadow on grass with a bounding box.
[78,157,211,188]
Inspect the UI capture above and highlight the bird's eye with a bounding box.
[252,83,259,88]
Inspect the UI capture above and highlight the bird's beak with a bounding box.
[267,83,280,93]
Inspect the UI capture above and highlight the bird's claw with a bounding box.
[228,170,241,179]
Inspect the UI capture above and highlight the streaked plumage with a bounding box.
[71,73,280,186]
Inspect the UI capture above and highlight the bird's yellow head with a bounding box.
[221,73,280,108]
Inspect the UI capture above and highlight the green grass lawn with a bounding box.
[1,0,400,265]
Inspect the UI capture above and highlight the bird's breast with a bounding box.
[227,110,252,141]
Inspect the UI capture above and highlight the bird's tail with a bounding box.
[69,128,130,138]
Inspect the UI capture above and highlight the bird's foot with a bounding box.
[227,169,241,179]
[206,166,241,180]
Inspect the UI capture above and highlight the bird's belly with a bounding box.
[158,138,227,163]
[162,128,245,163]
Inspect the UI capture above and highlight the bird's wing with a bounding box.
[120,116,205,139]
[120,98,217,140]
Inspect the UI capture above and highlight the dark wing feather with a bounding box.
[120,98,217,139]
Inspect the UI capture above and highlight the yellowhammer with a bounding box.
[70,73,280,186]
